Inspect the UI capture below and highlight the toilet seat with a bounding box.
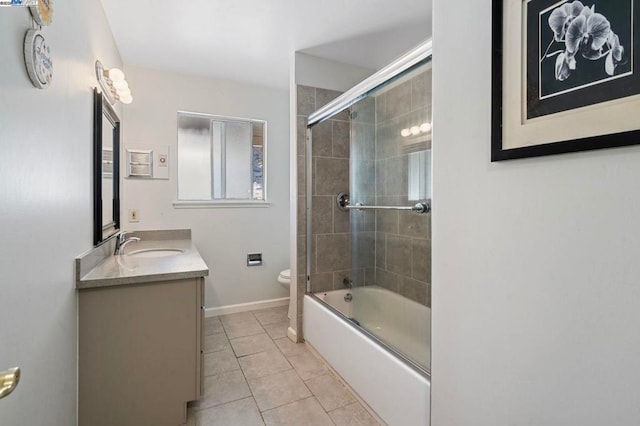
[278,269,291,285]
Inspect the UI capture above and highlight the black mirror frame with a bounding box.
[93,88,120,246]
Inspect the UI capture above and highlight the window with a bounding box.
[176,112,266,205]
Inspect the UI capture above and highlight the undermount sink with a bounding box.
[127,248,186,258]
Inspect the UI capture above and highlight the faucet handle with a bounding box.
[118,231,134,242]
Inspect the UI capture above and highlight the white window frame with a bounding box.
[173,111,270,209]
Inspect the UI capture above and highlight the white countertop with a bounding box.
[76,230,209,289]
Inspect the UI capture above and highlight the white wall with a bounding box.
[294,52,374,92]
[121,66,290,308]
[0,2,121,424]
[431,1,640,424]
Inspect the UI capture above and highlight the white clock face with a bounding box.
[33,34,53,86]
[24,29,53,89]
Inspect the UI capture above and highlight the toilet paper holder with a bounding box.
[247,253,262,266]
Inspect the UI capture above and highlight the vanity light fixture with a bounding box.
[400,122,432,138]
[95,60,133,105]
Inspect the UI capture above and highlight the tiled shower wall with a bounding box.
[296,66,432,331]
[373,67,432,306]
[296,85,351,338]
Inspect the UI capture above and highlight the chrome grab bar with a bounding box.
[336,193,430,214]
[345,203,430,213]
[0,367,20,400]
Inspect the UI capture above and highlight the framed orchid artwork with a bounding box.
[492,0,640,161]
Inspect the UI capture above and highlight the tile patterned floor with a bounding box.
[184,306,381,426]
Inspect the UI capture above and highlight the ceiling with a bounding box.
[100,0,432,89]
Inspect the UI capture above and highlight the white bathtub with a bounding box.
[304,287,431,425]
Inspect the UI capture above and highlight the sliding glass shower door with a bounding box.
[307,55,432,373]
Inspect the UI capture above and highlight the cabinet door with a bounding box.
[79,278,200,426]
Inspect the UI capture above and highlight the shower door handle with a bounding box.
[0,367,20,400]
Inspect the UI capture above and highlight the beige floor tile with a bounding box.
[192,370,251,411]
[274,337,310,358]
[194,397,264,426]
[220,311,256,326]
[204,317,224,335]
[263,321,290,339]
[287,351,328,380]
[203,348,240,376]
[223,317,265,339]
[328,401,381,426]
[262,397,334,426]
[254,306,289,326]
[204,332,230,353]
[305,374,355,411]
[247,369,312,411]
[238,349,292,380]
[230,333,277,357]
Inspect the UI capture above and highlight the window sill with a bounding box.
[172,200,271,209]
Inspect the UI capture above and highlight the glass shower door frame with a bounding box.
[303,40,433,377]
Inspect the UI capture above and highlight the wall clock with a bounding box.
[24,29,53,89]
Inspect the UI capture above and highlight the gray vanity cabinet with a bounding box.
[78,277,204,426]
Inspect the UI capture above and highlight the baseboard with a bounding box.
[204,297,289,317]
[287,326,298,343]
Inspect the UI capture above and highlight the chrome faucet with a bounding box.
[114,232,141,255]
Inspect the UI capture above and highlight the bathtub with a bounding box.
[303,287,431,425]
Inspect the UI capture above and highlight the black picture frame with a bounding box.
[492,0,640,161]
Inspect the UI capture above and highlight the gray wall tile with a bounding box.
[333,202,350,234]
[375,268,398,292]
[297,85,316,116]
[386,80,412,118]
[355,232,375,269]
[311,273,333,292]
[399,276,428,305]
[411,238,431,283]
[385,156,409,196]
[297,196,306,235]
[315,157,349,196]
[297,234,306,274]
[386,235,412,275]
[297,155,306,196]
[332,270,352,290]
[316,88,349,121]
[399,210,429,239]
[297,115,307,156]
[312,120,333,157]
[316,234,351,272]
[332,121,350,158]
[375,119,399,159]
[376,209,399,234]
[351,123,375,160]
[351,96,375,124]
[375,231,386,269]
[312,196,333,235]
[375,91,389,123]
[411,69,432,112]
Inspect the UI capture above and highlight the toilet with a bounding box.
[278,269,293,319]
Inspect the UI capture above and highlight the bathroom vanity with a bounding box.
[76,229,208,426]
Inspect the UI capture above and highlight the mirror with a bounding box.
[93,88,120,245]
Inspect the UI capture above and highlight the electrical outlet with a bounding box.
[128,209,139,222]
